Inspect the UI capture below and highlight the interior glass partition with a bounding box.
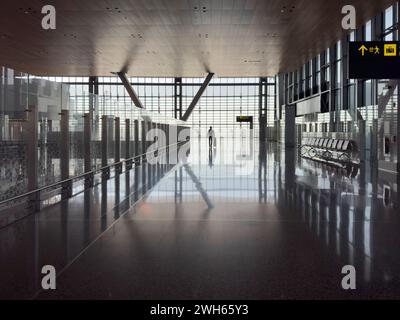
[0,67,30,201]
[0,68,189,227]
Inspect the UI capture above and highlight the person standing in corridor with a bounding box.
[208,126,215,148]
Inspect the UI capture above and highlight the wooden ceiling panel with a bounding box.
[0,0,397,77]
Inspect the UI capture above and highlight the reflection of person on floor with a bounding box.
[208,126,215,148]
[208,148,215,168]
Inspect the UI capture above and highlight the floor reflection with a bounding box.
[132,138,400,298]
[0,155,176,299]
[1,138,400,299]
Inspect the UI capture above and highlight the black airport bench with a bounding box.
[300,138,357,165]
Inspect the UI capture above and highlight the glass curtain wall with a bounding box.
[36,76,277,139]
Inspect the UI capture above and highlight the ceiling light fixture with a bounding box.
[281,5,295,13]
[19,7,37,15]
[244,60,262,63]
[194,6,207,13]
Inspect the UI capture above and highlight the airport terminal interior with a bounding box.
[1,0,400,299]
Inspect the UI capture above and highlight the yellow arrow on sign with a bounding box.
[358,45,368,56]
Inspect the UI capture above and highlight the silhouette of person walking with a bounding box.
[208,126,215,148]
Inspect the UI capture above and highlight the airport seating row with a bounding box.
[302,138,355,152]
[300,137,358,166]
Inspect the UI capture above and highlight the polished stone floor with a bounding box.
[1,137,400,299]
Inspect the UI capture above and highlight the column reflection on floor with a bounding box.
[2,138,400,299]
[0,142,182,299]
[280,143,400,297]
[114,138,400,298]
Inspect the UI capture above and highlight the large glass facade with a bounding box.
[188,77,275,138]
[37,76,277,139]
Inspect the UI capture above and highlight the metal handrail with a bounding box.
[0,140,187,207]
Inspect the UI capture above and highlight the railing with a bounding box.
[0,140,187,210]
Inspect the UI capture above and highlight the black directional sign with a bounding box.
[349,41,400,79]
[236,116,253,123]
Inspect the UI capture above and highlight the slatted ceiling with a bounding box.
[0,0,396,77]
